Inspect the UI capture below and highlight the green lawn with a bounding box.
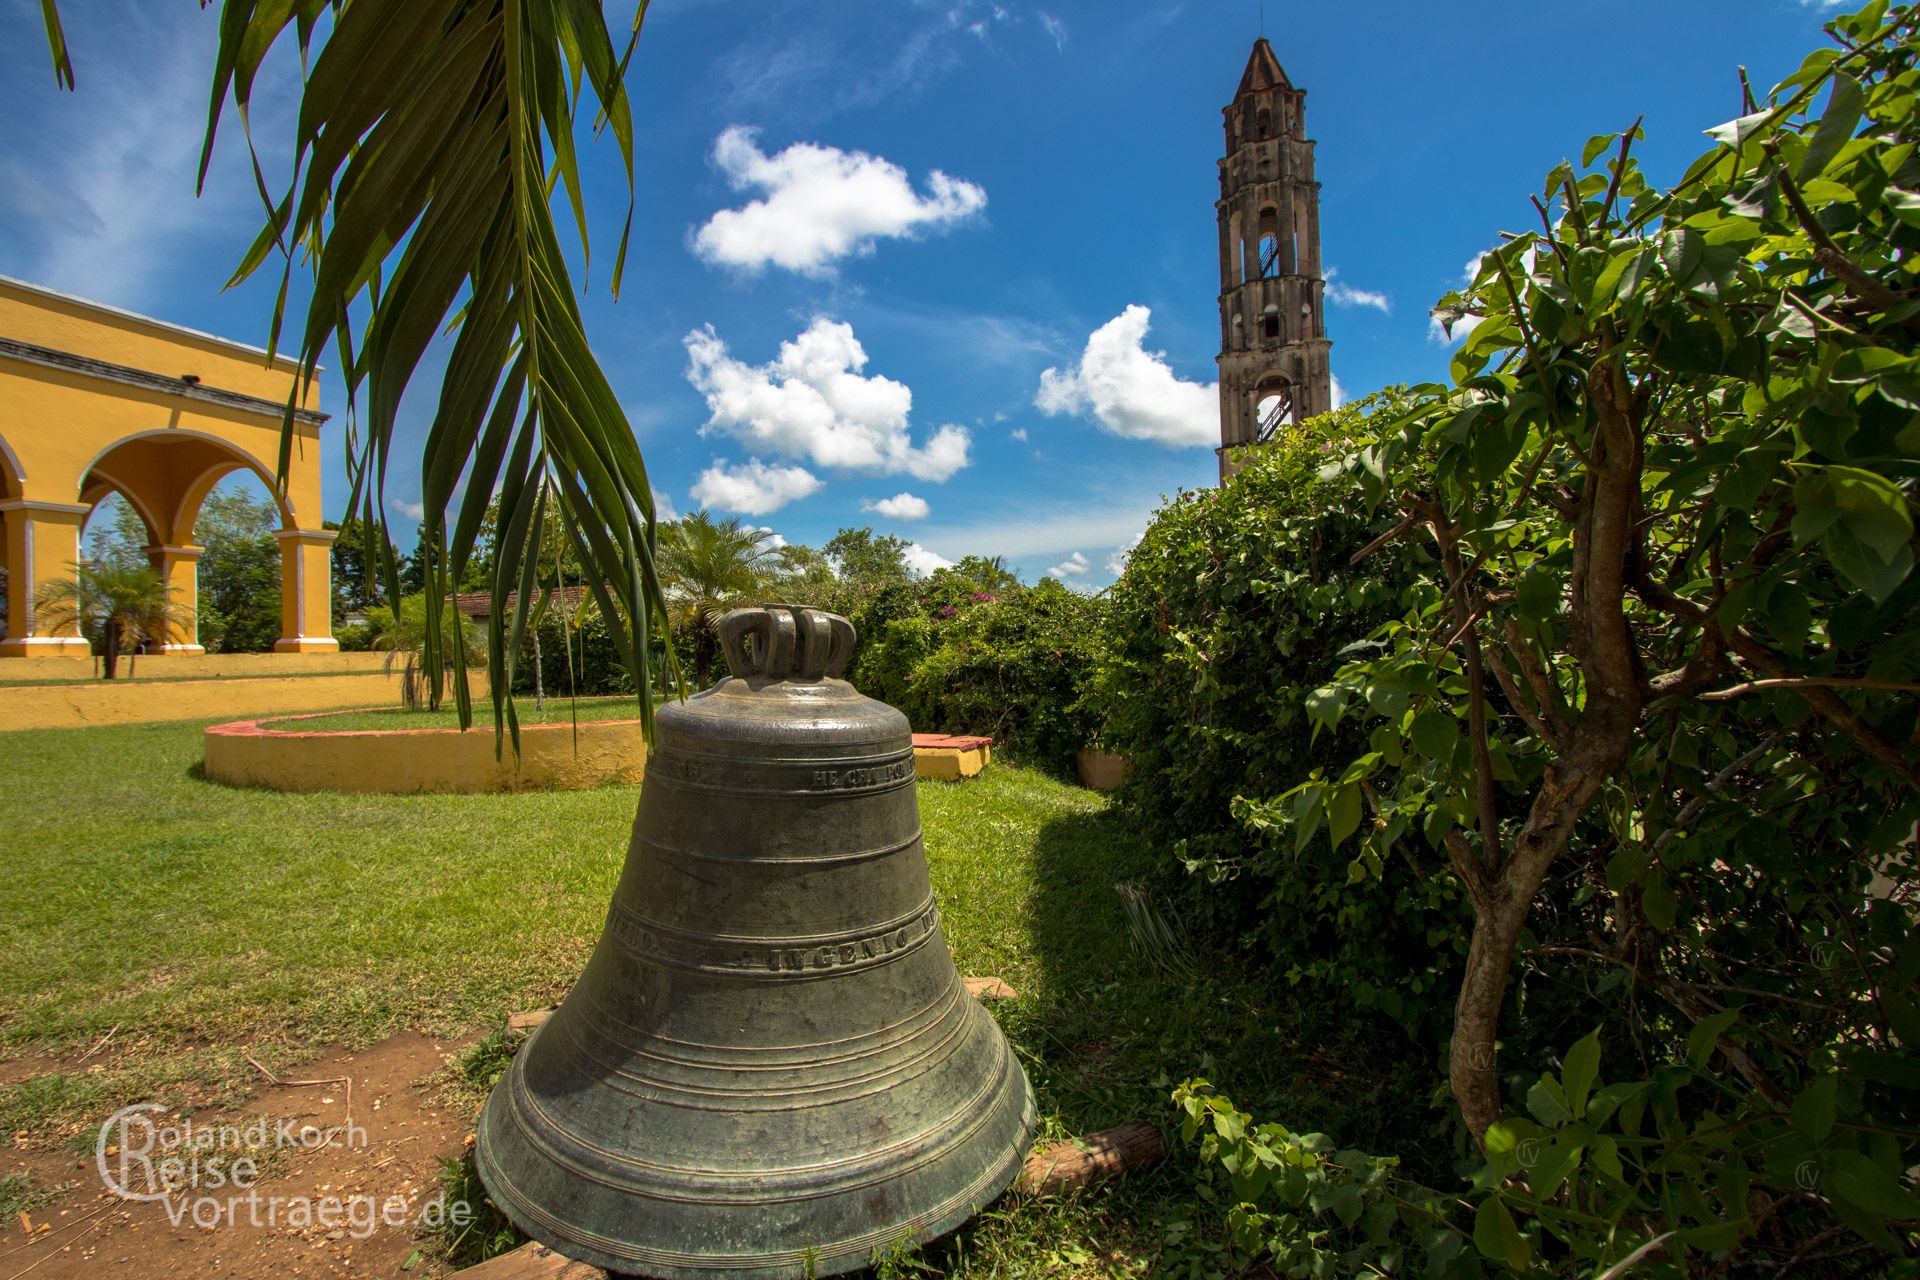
[0,719,1423,1274]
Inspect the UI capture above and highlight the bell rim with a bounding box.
[474,1054,1036,1280]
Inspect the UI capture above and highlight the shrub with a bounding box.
[1092,391,1467,1034]
[508,607,639,699]
[850,566,1104,776]
[1163,7,1920,1275]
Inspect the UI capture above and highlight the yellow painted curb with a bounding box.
[203,708,647,794]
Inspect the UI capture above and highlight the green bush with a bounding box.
[333,623,373,652]
[1091,392,1469,1034]
[509,608,639,699]
[850,564,1104,776]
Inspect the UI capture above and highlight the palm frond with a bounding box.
[39,0,74,89]
[203,0,668,742]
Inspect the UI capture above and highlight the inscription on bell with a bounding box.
[811,759,915,789]
[769,905,939,973]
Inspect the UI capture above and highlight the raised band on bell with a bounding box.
[475,604,1036,1279]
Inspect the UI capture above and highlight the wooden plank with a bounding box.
[1018,1123,1165,1194]
[452,1240,606,1278]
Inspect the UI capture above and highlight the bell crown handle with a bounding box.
[717,605,856,681]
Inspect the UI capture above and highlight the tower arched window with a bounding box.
[1256,207,1286,278]
[1253,380,1295,443]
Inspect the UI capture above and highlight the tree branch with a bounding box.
[1702,676,1920,700]
[1727,630,1920,790]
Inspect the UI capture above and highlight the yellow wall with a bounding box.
[16,651,389,681]
[0,670,487,732]
[203,713,647,794]
[0,276,334,656]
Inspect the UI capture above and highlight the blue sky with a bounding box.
[0,0,1857,587]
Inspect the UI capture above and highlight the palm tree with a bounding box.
[368,594,485,711]
[658,512,779,685]
[32,564,193,680]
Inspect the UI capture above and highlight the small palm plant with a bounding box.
[32,563,192,679]
[657,512,779,685]
[369,593,485,711]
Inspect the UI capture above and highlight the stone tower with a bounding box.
[1215,37,1332,482]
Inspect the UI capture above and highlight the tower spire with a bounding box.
[1214,38,1331,481]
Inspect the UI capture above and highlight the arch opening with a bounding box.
[1253,378,1295,444]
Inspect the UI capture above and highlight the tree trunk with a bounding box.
[1447,349,1647,1146]
[533,627,545,712]
[102,625,119,680]
[694,626,714,687]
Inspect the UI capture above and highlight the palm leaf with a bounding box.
[39,0,74,89]
[196,0,668,740]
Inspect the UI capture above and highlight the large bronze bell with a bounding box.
[476,604,1036,1278]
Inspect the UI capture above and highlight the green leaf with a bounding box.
[1527,1075,1574,1126]
[1885,188,1920,229]
[1527,1133,1585,1200]
[1827,1149,1920,1221]
[1327,783,1363,852]
[1305,685,1347,741]
[1791,1075,1838,1145]
[1826,466,1915,564]
[1473,1195,1531,1271]
[38,0,74,89]
[1562,1029,1602,1119]
[1713,449,1778,512]
[1410,710,1459,761]
[1705,110,1772,151]
[1642,874,1678,930]
[1686,1007,1739,1070]
[1801,72,1864,182]
[1515,567,1561,620]
[1823,524,1914,604]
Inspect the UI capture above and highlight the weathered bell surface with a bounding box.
[476,604,1036,1279]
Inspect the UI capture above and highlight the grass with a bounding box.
[0,718,1429,1274]
[259,696,650,732]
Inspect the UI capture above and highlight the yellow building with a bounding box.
[0,275,335,658]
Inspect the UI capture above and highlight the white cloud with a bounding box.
[689,458,823,516]
[388,496,425,522]
[914,493,1169,563]
[863,492,931,521]
[1009,427,1029,442]
[691,127,986,275]
[1039,12,1067,48]
[903,543,953,578]
[685,319,971,481]
[747,525,789,550]
[1047,551,1091,578]
[1331,372,1347,409]
[1324,267,1390,313]
[1035,305,1219,448]
[651,487,679,522]
[1106,530,1145,577]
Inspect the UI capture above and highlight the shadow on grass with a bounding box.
[1015,802,1435,1160]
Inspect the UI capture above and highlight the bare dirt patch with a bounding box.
[1,1031,478,1279]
